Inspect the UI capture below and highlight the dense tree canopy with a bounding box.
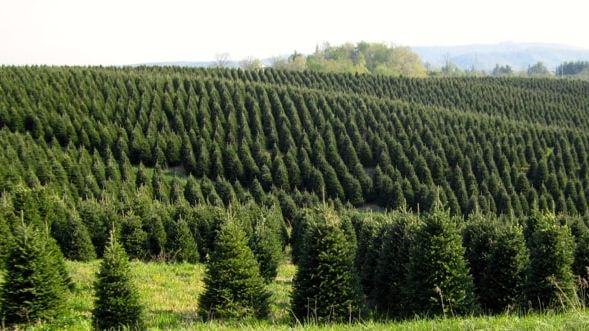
[1,66,589,221]
[300,42,427,77]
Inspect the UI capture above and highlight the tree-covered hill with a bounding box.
[3,65,589,327]
[195,67,589,130]
[1,66,589,218]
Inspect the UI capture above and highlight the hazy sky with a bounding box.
[1,0,588,65]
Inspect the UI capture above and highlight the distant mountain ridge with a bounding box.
[413,42,589,71]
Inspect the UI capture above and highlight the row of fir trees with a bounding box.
[4,200,589,326]
[199,204,589,323]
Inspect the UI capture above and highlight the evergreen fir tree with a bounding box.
[250,178,266,205]
[194,138,209,177]
[120,213,147,260]
[11,184,42,227]
[291,206,362,323]
[463,214,528,314]
[184,175,204,206]
[259,164,273,191]
[272,154,290,190]
[151,165,169,203]
[290,210,310,265]
[570,216,589,278]
[51,213,96,261]
[404,208,476,317]
[0,223,69,325]
[524,212,576,310]
[135,164,150,188]
[143,213,167,259]
[200,178,223,206]
[566,216,589,304]
[372,212,419,316]
[0,212,13,265]
[165,217,199,263]
[354,215,383,297]
[214,178,236,206]
[169,178,185,204]
[249,218,282,283]
[198,216,270,320]
[92,232,144,330]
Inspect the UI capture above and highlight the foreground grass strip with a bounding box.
[14,261,589,330]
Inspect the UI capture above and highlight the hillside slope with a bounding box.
[1,67,589,217]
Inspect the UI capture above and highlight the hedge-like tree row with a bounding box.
[288,205,588,322]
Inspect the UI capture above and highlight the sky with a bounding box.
[1,0,588,65]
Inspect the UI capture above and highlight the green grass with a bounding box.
[2,260,587,330]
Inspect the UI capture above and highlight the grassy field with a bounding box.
[2,260,586,330]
